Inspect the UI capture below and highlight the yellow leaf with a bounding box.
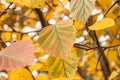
[37,20,76,59]
[97,0,112,11]
[34,43,46,57]
[73,72,81,80]
[22,34,30,40]
[2,32,12,41]
[6,0,45,8]
[8,68,33,80]
[0,14,9,23]
[53,77,69,80]
[109,70,120,80]
[0,77,7,80]
[38,58,48,72]
[35,74,49,80]
[15,33,21,40]
[29,63,42,71]
[70,0,96,24]
[74,21,84,30]
[89,18,115,30]
[47,52,78,79]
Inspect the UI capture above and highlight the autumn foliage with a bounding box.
[0,0,120,80]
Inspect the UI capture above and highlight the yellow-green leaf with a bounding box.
[89,18,115,30]
[47,52,78,79]
[70,0,96,24]
[37,20,76,59]
[6,0,45,8]
[8,68,33,80]
[109,70,120,80]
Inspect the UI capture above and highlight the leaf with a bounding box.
[34,43,45,58]
[0,77,7,80]
[74,21,84,30]
[2,32,12,41]
[53,77,69,80]
[37,20,76,59]
[6,0,45,8]
[109,70,120,80]
[47,52,78,79]
[89,18,115,30]
[8,68,33,80]
[97,0,112,11]
[35,74,49,80]
[29,63,42,71]
[70,0,96,24]
[0,40,34,70]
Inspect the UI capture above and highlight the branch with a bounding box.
[45,2,55,11]
[74,43,120,51]
[34,8,48,28]
[0,2,14,48]
[0,2,13,17]
[77,67,88,79]
[0,32,6,48]
[104,1,119,17]
[85,17,111,80]
[104,45,120,50]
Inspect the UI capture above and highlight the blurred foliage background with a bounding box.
[0,0,120,80]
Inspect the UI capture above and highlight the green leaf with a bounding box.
[70,0,96,24]
[47,51,78,79]
[37,20,76,59]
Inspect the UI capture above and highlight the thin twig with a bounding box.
[0,2,13,17]
[0,32,6,48]
[2,21,16,31]
[74,43,92,48]
[74,44,90,51]
[104,44,120,50]
[104,1,119,17]
[34,9,48,28]
[95,49,104,70]
[45,2,55,11]
[77,67,88,79]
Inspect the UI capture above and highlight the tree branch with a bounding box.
[0,32,6,48]
[0,2,13,17]
[45,2,55,11]
[77,67,88,79]
[104,1,119,17]
[34,8,48,28]
[86,17,111,80]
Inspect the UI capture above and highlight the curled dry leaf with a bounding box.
[0,40,34,70]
